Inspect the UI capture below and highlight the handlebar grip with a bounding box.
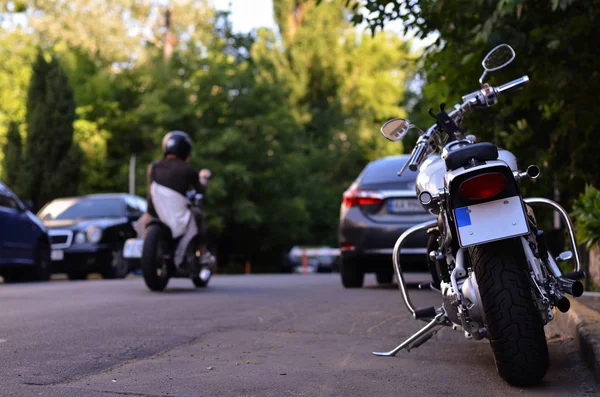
[408,142,427,172]
[495,75,529,96]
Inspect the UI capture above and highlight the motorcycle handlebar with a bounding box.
[398,75,529,175]
[408,142,427,172]
[495,75,529,96]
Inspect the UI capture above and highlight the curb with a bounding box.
[554,298,600,382]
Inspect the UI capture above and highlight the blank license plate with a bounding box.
[454,196,529,247]
[123,238,144,259]
[51,250,64,261]
[388,199,422,213]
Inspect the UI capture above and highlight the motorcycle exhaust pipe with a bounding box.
[556,296,571,313]
[557,277,584,298]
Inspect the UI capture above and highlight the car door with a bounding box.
[0,191,35,264]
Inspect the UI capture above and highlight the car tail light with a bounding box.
[342,190,384,207]
[340,243,355,251]
[459,172,507,201]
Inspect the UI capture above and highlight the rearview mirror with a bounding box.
[479,44,515,84]
[381,118,411,142]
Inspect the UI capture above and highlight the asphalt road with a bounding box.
[0,274,598,397]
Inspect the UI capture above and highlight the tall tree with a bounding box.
[345,0,600,209]
[23,51,83,207]
[1,121,23,192]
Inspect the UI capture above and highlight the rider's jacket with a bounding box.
[146,158,205,238]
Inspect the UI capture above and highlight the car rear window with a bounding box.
[359,156,418,184]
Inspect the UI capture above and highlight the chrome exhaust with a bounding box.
[557,277,584,298]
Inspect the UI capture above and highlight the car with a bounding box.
[0,181,51,282]
[338,155,435,288]
[37,193,147,280]
[283,246,340,273]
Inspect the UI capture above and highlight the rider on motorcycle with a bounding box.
[145,130,211,268]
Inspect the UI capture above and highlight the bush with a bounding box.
[572,185,600,249]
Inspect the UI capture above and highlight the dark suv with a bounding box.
[338,155,435,288]
[0,181,51,282]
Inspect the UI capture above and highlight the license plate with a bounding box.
[123,238,144,259]
[388,199,423,214]
[454,196,529,247]
[51,250,64,261]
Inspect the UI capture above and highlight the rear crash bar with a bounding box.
[523,197,581,273]
[392,219,438,320]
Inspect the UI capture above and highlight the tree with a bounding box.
[344,0,600,210]
[22,51,83,208]
[1,121,23,191]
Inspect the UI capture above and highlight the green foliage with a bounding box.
[1,121,23,192]
[22,51,83,208]
[0,1,413,270]
[346,0,600,210]
[572,185,600,248]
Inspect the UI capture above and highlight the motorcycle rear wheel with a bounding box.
[141,225,171,292]
[469,238,549,386]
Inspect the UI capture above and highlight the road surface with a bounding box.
[0,274,597,396]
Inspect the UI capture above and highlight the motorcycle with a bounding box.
[123,189,216,292]
[373,44,585,386]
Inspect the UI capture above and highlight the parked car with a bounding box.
[283,246,340,273]
[0,181,51,282]
[37,193,147,280]
[338,155,435,288]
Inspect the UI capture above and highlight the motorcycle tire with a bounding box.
[469,238,549,386]
[141,225,171,292]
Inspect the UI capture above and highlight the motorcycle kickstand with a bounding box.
[372,311,448,357]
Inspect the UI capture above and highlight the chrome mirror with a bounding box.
[479,44,515,84]
[381,118,411,142]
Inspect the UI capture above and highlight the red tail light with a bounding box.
[342,190,384,207]
[459,172,507,201]
[340,243,355,251]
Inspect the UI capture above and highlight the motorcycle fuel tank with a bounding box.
[415,149,519,210]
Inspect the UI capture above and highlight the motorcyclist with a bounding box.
[144,130,211,268]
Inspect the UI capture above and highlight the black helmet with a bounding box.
[162,130,192,160]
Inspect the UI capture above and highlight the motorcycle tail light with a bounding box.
[459,172,507,201]
[342,190,384,207]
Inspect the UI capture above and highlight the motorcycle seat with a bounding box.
[445,142,498,170]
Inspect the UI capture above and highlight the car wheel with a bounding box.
[67,271,88,281]
[30,241,52,282]
[376,267,394,285]
[341,256,364,288]
[2,270,26,283]
[102,243,130,279]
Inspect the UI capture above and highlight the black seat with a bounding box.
[444,142,498,170]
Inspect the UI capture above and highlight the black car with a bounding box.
[0,181,51,282]
[37,193,147,280]
[338,155,435,288]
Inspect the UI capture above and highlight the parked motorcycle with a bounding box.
[123,190,216,292]
[373,44,585,386]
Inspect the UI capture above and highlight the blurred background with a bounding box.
[0,0,598,278]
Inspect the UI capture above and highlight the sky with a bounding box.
[211,0,276,33]
[210,0,437,50]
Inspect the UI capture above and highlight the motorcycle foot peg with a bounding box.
[556,296,571,313]
[418,282,431,290]
[413,306,437,320]
[563,270,586,281]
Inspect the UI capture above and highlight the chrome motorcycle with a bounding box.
[373,44,584,386]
